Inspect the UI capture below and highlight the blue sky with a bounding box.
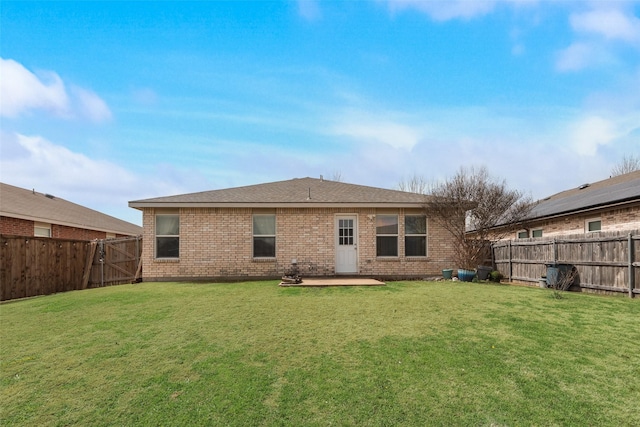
[1,1,639,226]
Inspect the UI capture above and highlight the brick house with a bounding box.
[0,182,142,240]
[510,170,640,239]
[128,177,458,281]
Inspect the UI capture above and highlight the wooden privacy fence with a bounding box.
[1,235,142,301]
[492,230,639,297]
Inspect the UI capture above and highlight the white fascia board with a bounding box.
[127,202,426,209]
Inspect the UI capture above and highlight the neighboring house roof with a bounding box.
[129,177,431,209]
[527,170,640,221]
[0,182,142,236]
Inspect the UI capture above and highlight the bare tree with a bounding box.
[330,170,343,182]
[611,155,640,177]
[550,266,580,299]
[424,166,534,270]
[396,174,436,194]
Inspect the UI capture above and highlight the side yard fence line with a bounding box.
[1,235,142,301]
[492,230,639,298]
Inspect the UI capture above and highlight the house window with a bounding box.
[517,230,529,239]
[156,214,179,258]
[338,218,354,245]
[405,215,427,257]
[586,219,601,233]
[376,214,398,257]
[253,214,276,258]
[34,222,51,237]
[532,229,543,238]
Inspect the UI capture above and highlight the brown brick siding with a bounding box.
[511,204,640,239]
[0,216,33,236]
[51,224,109,240]
[141,207,458,281]
[1,215,116,240]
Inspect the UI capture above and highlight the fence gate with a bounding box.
[87,236,142,288]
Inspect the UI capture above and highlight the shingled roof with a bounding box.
[1,183,142,236]
[528,170,640,220]
[129,177,431,208]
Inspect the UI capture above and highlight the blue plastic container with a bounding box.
[458,269,476,282]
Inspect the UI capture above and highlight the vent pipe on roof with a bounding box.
[320,175,323,181]
[307,187,311,200]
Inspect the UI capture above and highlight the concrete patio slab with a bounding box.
[279,277,385,287]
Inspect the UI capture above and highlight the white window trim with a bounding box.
[405,215,427,258]
[517,230,529,239]
[34,222,51,237]
[155,213,180,259]
[585,218,602,233]
[531,229,543,238]
[376,214,399,258]
[252,214,276,259]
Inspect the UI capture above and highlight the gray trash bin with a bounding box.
[546,263,575,288]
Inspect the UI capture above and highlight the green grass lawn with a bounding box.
[1,281,639,426]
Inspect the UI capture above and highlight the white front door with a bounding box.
[335,215,358,274]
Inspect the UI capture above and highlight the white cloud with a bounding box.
[571,8,640,42]
[131,87,159,106]
[0,132,137,192]
[297,0,322,21]
[71,86,113,122]
[0,132,191,225]
[387,0,497,21]
[332,114,423,150]
[569,115,628,157]
[321,101,633,201]
[0,58,69,118]
[0,58,111,122]
[384,0,537,21]
[557,7,640,73]
[570,116,615,156]
[555,42,595,72]
[511,42,525,56]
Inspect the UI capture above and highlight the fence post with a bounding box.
[508,240,512,281]
[99,240,104,287]
[629,233,634,299]
[81,241,97,289]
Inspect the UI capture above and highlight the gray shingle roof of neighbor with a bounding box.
[129,177,431,208]
[527,170,640,220]
[0,182,143,236]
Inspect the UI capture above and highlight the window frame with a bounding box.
[34,222,51,237]
[155,213,180,259]
[337,217,355,246]
[376,214,398,257]
[404,215,427,257]
[517,230,529,239]
[253,214,276,258]
[532,229,543,238]
[586,218,602,233]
